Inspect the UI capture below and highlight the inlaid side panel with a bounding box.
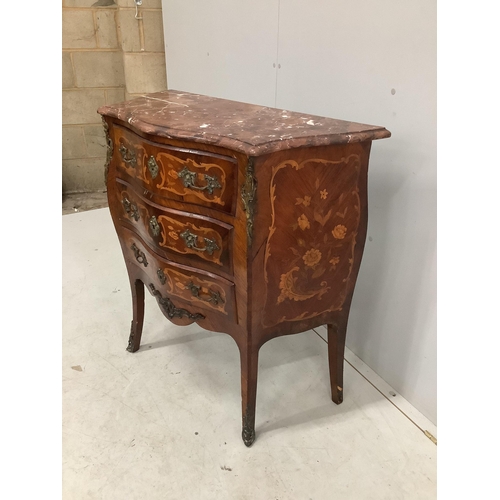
[262,154,362,327]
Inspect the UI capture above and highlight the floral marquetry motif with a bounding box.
[263,154,362,327]
[329,256,340,269]
[303,249,322,267]
[332,225,347,239]
[296,195,311,207]
[297,214,310,231]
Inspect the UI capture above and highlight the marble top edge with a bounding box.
[98,89,391,156]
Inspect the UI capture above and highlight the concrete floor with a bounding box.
[62,206,437,499]
[62,191,108,215]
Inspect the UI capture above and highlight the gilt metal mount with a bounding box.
[149,284,205,321]
[178,166,221,195]
[241,158,256,245]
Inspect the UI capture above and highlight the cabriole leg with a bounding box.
[126,275,145,353]
[240,344,259,447]
[327,314,349,404]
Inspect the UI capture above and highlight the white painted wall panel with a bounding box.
[162,0,279,107]
[275,0,436,424]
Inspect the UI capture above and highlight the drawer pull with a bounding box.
[147,156,159,179]
[149,215,161,237]
[131,243,148,267]
[122,197,140,221]
[180,229,219,255]
[178,166,221,195]
[119,144,137,166]
[149,284,205,320]
[186,281,224,305]
[157,268,167,285]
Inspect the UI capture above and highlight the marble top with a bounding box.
[98,90,391,156]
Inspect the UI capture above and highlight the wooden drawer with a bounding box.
[114,179,233,276]
[120,227,236,320]
[112,124,237,215]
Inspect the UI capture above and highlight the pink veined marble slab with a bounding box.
[98,90,391,156]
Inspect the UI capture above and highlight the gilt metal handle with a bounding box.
[119,144,137,166]
[180,229,219,255]
[149,284,205,320]
[131,243,148,267]
[149,216,161,237]
[147,156,159,179]
[185,281,224,305]
[177,166,221,195]
[122,197,140,221]
[157,268,167,285]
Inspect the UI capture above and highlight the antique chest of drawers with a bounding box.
[98,90,390,446]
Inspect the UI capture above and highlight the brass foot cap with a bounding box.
[242,429,256,447]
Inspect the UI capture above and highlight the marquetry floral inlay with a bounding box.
[263,154,362,326]
[332,224,347,239]
[297,214,310,231]
[296,195,311,207]
[303,249,322,267]
[277,267,329,304]
[329,256,340,269]
[163,224,179,241]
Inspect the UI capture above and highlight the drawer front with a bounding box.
[112,124,237,214]
[115,180,233,276]
[120,228,236,320]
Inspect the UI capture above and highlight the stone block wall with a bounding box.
[62,0,167,194]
